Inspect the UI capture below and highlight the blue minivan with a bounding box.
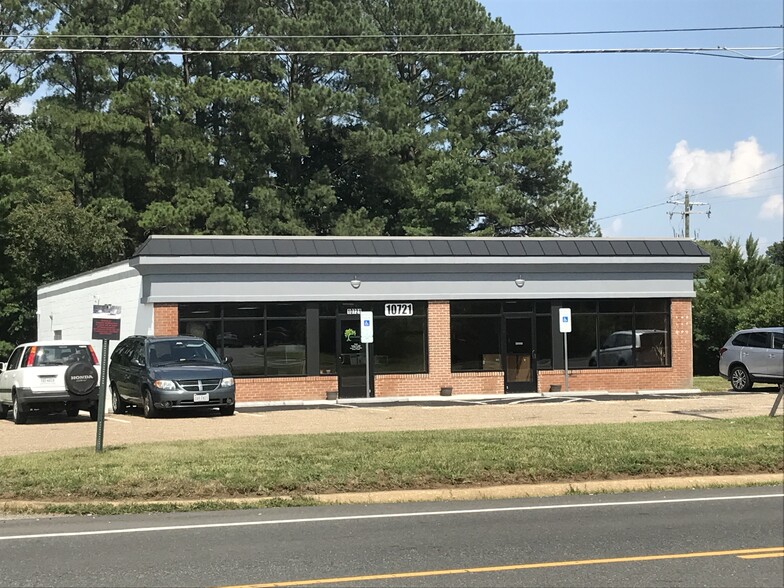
[109,336,235,418]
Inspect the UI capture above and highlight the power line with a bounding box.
[688,164,784,197]
[595,165,784,223]
[6,25,782,41]
[594,201,670,222]
[0,46,782,59]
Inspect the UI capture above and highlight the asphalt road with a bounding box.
[1,486,781,587]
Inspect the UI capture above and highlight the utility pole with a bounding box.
[668,191,710,238]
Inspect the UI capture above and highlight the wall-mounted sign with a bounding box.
[385,303,413,317]
[346,308,362,315]
[92,304,122,340]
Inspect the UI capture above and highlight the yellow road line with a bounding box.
[738,551,784,559]
[228,546,784,588]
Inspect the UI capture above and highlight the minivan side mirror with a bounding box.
[223,356,233,365]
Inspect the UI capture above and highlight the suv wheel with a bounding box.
[730,365,752,391]
[65,405,80,417]
[143,390,159,419]
[0,403,8,419]
[89,405,99,421]
[12,395,28,425]
[111,385,127,415]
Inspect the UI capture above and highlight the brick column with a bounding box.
[154,303,179,336]
[428,301,452,383]
[670,298,694,387]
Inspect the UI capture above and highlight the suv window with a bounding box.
[22,344,97,367]
[772,332,784,349]
[732,333,750,346]
[745,332,770,349]
[6,347,24,370]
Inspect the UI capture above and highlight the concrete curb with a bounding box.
[2,474,781,514]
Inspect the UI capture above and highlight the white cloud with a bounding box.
[758,194,783,220]
[666,137,779,198]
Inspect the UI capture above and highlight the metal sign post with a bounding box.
[559,308,572,393]
[360,311,374,398]
[92,304,121,453]
[770,383,784,417]
[95,339,109,452]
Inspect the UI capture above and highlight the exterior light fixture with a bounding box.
[514,275,525,288]
[350,276,361,289]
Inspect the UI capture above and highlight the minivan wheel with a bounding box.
[111,385,127,415]
[143,391,159,419]
[12,395,28,425]
[730,365,752,391]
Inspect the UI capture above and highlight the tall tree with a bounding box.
[692,236,784,375]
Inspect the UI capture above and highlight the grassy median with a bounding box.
[1,416,781,514]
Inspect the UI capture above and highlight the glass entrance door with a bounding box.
[337,315,373,398]
[504,316,536,393]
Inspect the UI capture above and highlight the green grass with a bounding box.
[694,375,730,392]
[1,417,781,507]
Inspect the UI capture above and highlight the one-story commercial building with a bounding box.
[37,235,710,401]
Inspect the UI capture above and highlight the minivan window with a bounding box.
[148,340,222,366]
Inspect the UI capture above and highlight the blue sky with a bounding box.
[481,0,784,248]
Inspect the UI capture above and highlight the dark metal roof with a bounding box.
[132,236,710,258]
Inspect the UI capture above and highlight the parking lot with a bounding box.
[1,390,781,457]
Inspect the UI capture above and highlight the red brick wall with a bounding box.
[153,298,695,401]
[153,303,179,336]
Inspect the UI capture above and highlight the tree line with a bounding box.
[0,0,598,350]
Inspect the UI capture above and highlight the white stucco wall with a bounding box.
[37,262,153,364]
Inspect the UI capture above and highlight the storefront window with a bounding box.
[561,299,671,369]
[179,303,306,377]
[373,316,427,373]
[451,316,502,371]
[567,314,599,369]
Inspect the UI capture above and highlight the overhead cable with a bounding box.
[0,46,782,59]
[7,24,782,41]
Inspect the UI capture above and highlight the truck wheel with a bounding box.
[12,395,28,425]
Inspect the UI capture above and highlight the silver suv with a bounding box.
[0,341,100,424]
[718,327,784,391]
